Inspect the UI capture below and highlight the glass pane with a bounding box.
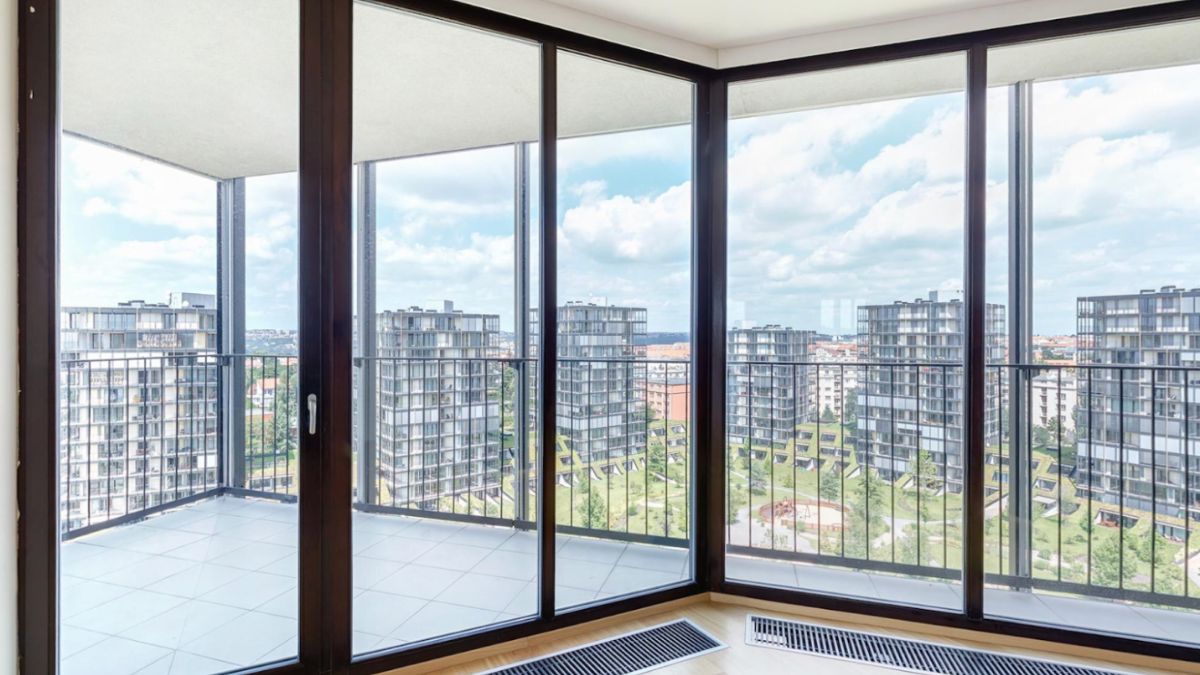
[58,1,300,672]
[554,51,695,610]
[725,53,972,611]
[986,20,1200,645]
[350,1,541,653]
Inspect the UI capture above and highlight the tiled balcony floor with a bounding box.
[60,496,691,675]
[62,495,1200,674]
[727,554,1200,647]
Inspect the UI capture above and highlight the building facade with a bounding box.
[549,303,648,482]
[374,301,502,509]
[1076,286,1200,523]
[1030,371,1077,433]
[856,291,1005,491]
[59,293,218,531]
[727,326,814,453]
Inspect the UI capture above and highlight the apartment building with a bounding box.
[727,326,814,452]
[811,340,861,421]
[1076,286,1200,520]
[374,301,501,508]
[59,293,218,531]
[856,291,1005,491]
[547,303,648,477]
[1031,371,1077,433]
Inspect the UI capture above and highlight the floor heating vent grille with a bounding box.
[746,615,1127,675]
[482,619,724,675]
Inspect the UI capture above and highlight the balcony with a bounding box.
[60,495,688,674]
[725,360,1200,647]
[58,354,692,672]
[59,355,1200,672]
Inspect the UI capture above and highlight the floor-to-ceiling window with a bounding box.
[724,54,972,610]
[57,1,300,672]
[985,19,1200,645]
[553,51,696,609]
[350,1,543,652]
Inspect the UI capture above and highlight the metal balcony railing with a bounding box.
[725,359,1200,613]
[58,352,1200,611]
[58,353,693,549]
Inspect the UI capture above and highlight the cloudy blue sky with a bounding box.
[60,62,1200,337]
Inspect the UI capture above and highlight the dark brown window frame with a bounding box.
[17,1,1200,673]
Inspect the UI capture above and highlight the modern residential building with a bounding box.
[727,326,814,452]
[550,303,648,476]
[374,301,502,509]
[856,291,1005,490]
[811,339,861,422]
[1031,370,1077,433]
[1076,286,1200,519]
[645,373,691,422]
[59,293,218,531]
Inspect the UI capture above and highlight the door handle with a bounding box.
[307,393,317,436]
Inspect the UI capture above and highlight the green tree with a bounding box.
[821,405,836,423]
[575,473,609,530]
[1092,530,1135,588]
[844,467,887,559]
[818,469,841,503]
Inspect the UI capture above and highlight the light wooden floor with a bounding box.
[385,594,1200,674]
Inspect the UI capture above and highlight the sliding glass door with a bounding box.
[350,1,543,652]
[57,1,302,672]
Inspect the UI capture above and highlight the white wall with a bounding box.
[1,0,18,670]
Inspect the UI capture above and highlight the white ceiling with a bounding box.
[466,0,1177,67]
[61,0,1198,179]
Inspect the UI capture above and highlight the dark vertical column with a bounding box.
[218,177,246,490]
[1007,81,1033,586]
[538,43,559,620]
[964,44,989,621]
[697,76,728,591]
[356,161,377,506]
[514,142,531,522]
[18,1,60,672]
[299,0,353,670]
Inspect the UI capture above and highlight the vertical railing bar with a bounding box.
[500,359,506,521]
[807,365,812,555]
[748,365,753,548]
[1119,367,1126,590]
[1186,365,1192,599]
[890,362,896,564]
[624,359,631,535]
[662,362,669,538]
[769,364,775,549]
[159,359,165,513]
[916,362,922,567]
[864,362,870,562]
[998,365,1004,575]
[841,363,847,558]
[86,362,93,528]
[421,358,428,512]
[1057,366,1064,582]
[471,357,478,515]
[1087,365,1094,588]
[1151,366,1157,594]
[1025,363,1033,583]
[943,365,948,569]
[65,362,73,532]
[123,357,130,518]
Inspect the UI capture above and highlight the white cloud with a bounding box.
[66,138,216,232]
[559,180,691,264]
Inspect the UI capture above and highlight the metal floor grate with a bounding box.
[481,619,725,675]
[746,615,1129,675]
